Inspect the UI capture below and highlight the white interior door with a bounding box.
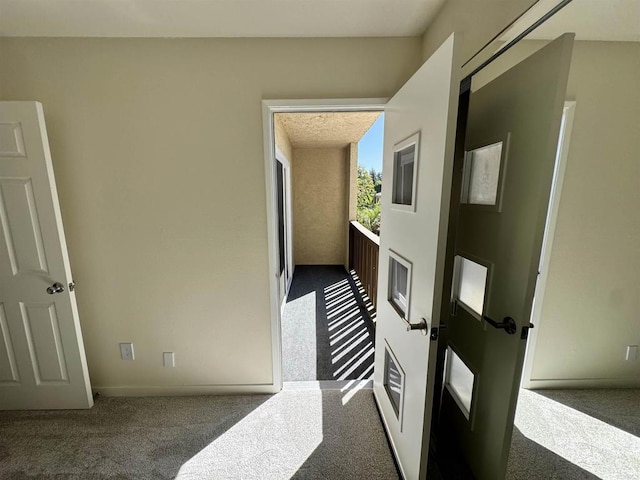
[373,34,460,479]
[0,101,93,409]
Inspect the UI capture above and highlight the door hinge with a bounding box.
[521,323,535,340]
[68,281,76,292]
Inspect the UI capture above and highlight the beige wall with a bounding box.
[422,0,536,64]
[0,37,422,391]
[472,39,640,385]
[293,147,348,265]
[529,41,640,385]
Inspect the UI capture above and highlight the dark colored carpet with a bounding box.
[0,386,399,479]
[281,265,376,382]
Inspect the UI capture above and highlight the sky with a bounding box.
[357,113,384,173]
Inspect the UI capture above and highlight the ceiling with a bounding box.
[276,112,381,148]
[0,0,446,37]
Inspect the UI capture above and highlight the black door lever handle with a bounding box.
[483,316,517,335]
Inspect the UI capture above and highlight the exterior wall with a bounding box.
[274,115,293,162]
[421,0,536,63]
[293,147,348,265]
[0,37,422,391]
[345,142,358,269]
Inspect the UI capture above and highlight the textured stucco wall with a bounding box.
[345,142,358,269]
[274,115,293,162]
[293,148,348,265]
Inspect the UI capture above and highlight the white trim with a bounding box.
[387,249,413,321]
[263,98,387,113]
[263,98,386,394]
[521,101,576,389]
[526,377,640,390]
[275,146,294,302]
[92,384,275,397]
[390,131,420,212]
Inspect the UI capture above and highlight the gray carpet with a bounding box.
[0,383,398,479]
[506,388,640,479]
[282,266,376,382]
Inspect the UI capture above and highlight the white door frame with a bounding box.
[262,98,386,392]
[521,100,576,388]
[274,145,294,309]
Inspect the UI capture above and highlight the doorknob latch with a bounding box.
[46,282,65,294]
[430,324,447,341]
[401,316,428,335]
[483,315,517,335]
[521,323,535,340]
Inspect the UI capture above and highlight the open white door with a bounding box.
[0,102,93,409]
[373,35,460,478]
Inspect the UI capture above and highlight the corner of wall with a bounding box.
[420,0,537,65]
[345,143,358,270]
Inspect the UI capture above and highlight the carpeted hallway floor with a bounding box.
[281,266,376,382]
[0,383,399,480]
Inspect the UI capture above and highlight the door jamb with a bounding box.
[520,101,575,388]
[262,98,386,393]
[274,145,294,309]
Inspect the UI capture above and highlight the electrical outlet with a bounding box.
[119,343,135,360]
[163,352,175,367]
[626,345,638,361]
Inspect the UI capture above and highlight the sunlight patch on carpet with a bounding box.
[515,389,640,479]
[176,391,323,479]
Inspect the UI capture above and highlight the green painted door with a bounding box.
[440,34,575,479]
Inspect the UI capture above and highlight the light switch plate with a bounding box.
[626,345,638,361]
[120,343,135,360]
[163,352,175,367]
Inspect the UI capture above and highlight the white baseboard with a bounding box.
[92,384,277,397]
[524,377,640,389]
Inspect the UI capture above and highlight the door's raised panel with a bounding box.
[0,102,92,409]
[0,303,20,384]
[0,123,26,158]
[0,178,49,276]
[19,302,69,384]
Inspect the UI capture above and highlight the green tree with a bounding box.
[356,167,381,235]
[357,167,375,209]
[369,168,382,194]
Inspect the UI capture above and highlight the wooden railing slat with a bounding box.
[348,221,379,313]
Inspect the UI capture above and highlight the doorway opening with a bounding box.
[263,101,386,390]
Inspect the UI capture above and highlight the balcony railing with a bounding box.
[349,221,380,311]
